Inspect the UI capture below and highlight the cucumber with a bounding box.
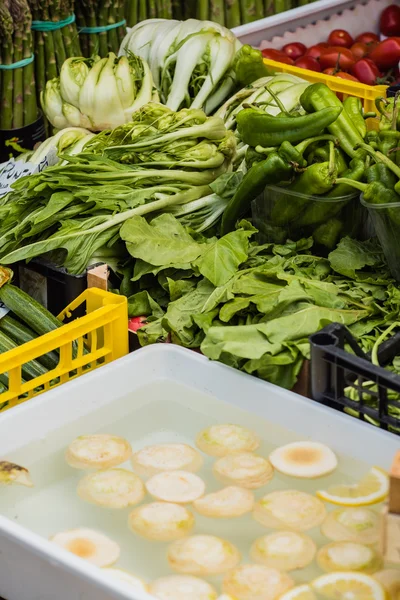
[0,330,48,381]
[0,284,63,336]
[0,315,59,370]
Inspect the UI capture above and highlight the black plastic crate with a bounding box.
[13,259,119,316]
[310,323,400,433]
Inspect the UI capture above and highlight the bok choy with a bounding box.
[42,53,158,132]
[119,19,241,114]
[0,106,235,274]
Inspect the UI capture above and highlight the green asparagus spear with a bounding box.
[0,1,14,130]
[226,0,241,28]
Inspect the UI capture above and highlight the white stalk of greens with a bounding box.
[119,18,240,114]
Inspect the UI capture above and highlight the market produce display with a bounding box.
[261,4,400,85]
[0,0,37,130]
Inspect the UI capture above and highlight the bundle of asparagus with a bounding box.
[124,0,306,28]
[0,0,37,130]
[75,0,126,57]
[28,0,81,101]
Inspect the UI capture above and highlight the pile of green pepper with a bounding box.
[221,83,370,249]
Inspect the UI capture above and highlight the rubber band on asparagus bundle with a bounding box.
[79,20,126,34]
[31,14,76,31]
[0,55,35,70]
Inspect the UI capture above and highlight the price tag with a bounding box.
[0,300,10,319]
[0,148,60,198]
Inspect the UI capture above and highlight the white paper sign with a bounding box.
[0,147,59,198]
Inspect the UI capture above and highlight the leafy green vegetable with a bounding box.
[126,217,400,391]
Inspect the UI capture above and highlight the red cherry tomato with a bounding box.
[380,5,400,37]
[294,56,322,72]
[355,32,379,45]
[319,47,356,71]
[281,42,307,61]
[335,71,360,82]
[323,67,338,75]
[350,42,368,59]
[350,58,382,85]
[305,43,329,60]
[327,29,354,48]
[261,48,295,65]
[368,37,400,70]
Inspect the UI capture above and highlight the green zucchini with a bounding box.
[0,330,48,381]
[0,284,63,336]
[0,315,59,370]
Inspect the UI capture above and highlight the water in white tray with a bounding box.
[0,380,395,589]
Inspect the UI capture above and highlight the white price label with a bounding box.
[0,148,60,198]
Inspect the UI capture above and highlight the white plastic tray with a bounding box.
[232,0,391,48]
[0,345,398,600]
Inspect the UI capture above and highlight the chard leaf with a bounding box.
[197,229,252,286]
[121,214,206,266]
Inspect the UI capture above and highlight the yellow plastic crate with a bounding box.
[263,58,388,113]
[0,288,128,410]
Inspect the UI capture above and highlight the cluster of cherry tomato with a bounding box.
[261,4,400,86]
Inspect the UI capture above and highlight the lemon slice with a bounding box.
[311,572,386,600]
[317,467,389,506]
[279,585,316,600]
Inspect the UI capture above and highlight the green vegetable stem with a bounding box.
[236,106,342,148]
